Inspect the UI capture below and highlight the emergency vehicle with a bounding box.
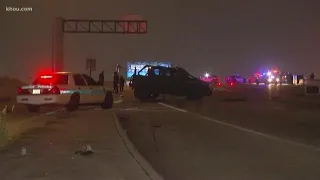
[225,75,246,86]
[16,72,113,112]
[249,70,280,85]
[199,73,222,87]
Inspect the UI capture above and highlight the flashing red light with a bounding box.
[41,75,52,79]
[230,82,234,86]
[217,82,221,86]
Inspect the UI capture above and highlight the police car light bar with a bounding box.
[40,75,52,79]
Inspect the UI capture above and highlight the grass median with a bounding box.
[0,76,35,149]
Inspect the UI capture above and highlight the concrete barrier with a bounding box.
[305,85,319,95]
[305,80,320,95]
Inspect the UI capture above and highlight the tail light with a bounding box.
[49,86,60,94]
[18,87,30,95]
[230,82,234,86]
[217,82,221,86]
[18,87,23,94]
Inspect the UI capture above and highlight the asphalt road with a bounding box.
[117,85,320,180]
[0,100,151,180]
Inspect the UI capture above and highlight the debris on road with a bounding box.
[21,147,26,156]
[74,145,94,156]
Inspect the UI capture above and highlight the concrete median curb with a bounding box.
[112,112,164,180]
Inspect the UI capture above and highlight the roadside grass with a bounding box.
[0,76,28,149]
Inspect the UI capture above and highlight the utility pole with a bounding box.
[51,0,55,72]
[86,58,96,77]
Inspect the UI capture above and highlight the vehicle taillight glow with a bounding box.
[18,87,23,94]
[230,82,234,86]
[18,87,30,95]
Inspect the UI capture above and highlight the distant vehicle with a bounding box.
[131,65,212,100]
[211,75,222,87]
[248,73,266,85]
[199,73,221,87]
[250,70,280,85]
[16,72,113,112]
[225,75,246,86]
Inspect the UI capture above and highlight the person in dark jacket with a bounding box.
[310,73,315,80]
[119,75,125,92]
[98,71,104,85]
[113,71,119,94]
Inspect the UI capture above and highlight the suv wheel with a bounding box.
[66,93,80,112]
[134,89,149,100]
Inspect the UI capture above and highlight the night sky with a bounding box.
[1,0,320,82]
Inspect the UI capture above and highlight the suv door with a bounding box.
[81,74,105,103]
[168,69,186,95]
[72,74,89,104]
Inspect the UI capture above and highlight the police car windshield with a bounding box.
[32,74,68,85]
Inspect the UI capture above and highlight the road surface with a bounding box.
[0,99,151,180]
[117,85,320,180]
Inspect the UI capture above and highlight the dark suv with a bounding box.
[130,65,212,100]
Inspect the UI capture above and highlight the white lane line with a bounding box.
[158,102,320,152]
[43,108,65,116]
[158,102,188,113]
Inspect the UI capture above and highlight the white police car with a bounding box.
[16,72,113,112]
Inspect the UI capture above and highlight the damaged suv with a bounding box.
[130,65,212,100]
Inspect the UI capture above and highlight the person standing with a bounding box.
[134,67,137,75]
[113,71,119,94]
[119,75,125,92]
[98,71,104,85]
[310,73,315,80]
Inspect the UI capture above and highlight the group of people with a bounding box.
[97,70,125,94]
[113,71,125,94]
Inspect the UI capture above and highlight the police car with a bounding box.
[16,72,113,112]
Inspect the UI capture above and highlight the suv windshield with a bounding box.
[32,74,68,85]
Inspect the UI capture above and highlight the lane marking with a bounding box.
[158,102,187,113]
[158,102,320,152]
[43,108,65,116]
